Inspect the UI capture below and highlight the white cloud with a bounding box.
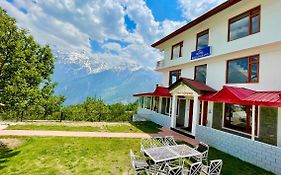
[0,0,217,72]
[178,0,227,20]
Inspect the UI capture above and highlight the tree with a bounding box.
[40,82,65,119]
[0,8,63,120]
[83,97,109,121]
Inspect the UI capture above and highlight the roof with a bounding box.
[133,85,171,97]
[199,86,255,104]
[199,86,281,107]
[244,91,281,107]
[169,77,216,94]
[151,0,242,48]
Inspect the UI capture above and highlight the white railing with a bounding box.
[156,59,164,68]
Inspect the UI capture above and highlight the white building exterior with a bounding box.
[134,0,281,174]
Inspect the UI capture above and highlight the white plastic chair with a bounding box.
[182,161,202,175]
[153,137,166,146]
[164,136,177,146]
[145,164,167,175]
[193,142,209,161]
[201,159,223,175]
[140,138,155,153]
[130,150,149,175]
[165,162,182,175]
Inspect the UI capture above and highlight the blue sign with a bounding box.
[191,46,211,60]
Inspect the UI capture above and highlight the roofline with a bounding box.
[151,0,242,48]
[168,77,216,94]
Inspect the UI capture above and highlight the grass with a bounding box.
[0,137,274,175]
[208,147,274,175]
[5,121,162,134]
[0,137,140,175]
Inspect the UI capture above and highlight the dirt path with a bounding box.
[0,128,199,145]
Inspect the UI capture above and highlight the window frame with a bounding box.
[228,6,261,41]
[223,103,259,136]
[194,64,207,84]
[169,69,181,85]
[164,97,171,115]
[226,55,259,84]
[171,41,183,60]
[196,29,209,50]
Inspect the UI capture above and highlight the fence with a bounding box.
[0,110,135,122]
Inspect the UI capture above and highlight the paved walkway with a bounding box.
[0,127,199,146]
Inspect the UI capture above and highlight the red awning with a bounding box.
[133,85,171,97]
[199,86,281,107]
[244,91,281,107]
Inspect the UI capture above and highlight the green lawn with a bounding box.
[208,147,274,175]
[0,137,274,175]
[0,137,139,175]
[5,121,162,134]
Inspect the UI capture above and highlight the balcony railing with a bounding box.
[156,59,164,68]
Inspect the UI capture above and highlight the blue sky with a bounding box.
[146,0,185,21]
[0,0,226,71]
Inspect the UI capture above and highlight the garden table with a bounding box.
[143,144,202,174]
[169,144,202,161]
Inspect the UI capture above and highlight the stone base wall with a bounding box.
[134,107,171,128]
[196,125,281,175]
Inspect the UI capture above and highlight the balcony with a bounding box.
[155,57,188,70]
[156,59,164,69]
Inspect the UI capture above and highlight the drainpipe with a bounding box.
[171,95,177,128]
[201,101,204,126]
[251,105,256,141]
[158,97,162,114]
[192,94,200,136]
[169,97,172,117]
[150,97,153,110]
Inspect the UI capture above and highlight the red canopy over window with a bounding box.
[199,86,281,107]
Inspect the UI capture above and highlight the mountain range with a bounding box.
[52,49,162,105]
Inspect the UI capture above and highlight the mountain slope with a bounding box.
[53,63,161,105]
[52,49,162,105]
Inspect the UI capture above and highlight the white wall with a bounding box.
[196,125,281,174]
[136,107,171,128]
[156,0,281,70]
[160,44,281,91]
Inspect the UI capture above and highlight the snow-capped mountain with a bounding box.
[52,50,162,105]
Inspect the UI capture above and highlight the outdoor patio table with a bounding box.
[169,145,202,161]
[144,146,179,163]
[143,144,202,174]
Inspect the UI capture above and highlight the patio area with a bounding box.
[130,136,221,175]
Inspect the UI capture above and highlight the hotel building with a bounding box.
[133,0,281,174]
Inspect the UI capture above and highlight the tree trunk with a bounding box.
[20,111,24,122]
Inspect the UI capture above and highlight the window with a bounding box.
[144,97,151,109]
[228,6,260,41]
[226,55,259,83]
[161,97,171,115]
[169,70,181,85]
[224,104,258,135]
[138,97,144,107]
[194,64,207,84]
[171,41,183,59]
[153,97,159,112]
[196,29,209,50]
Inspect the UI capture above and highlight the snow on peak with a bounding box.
[53,48,142,74]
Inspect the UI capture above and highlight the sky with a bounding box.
[0,0,226,71]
